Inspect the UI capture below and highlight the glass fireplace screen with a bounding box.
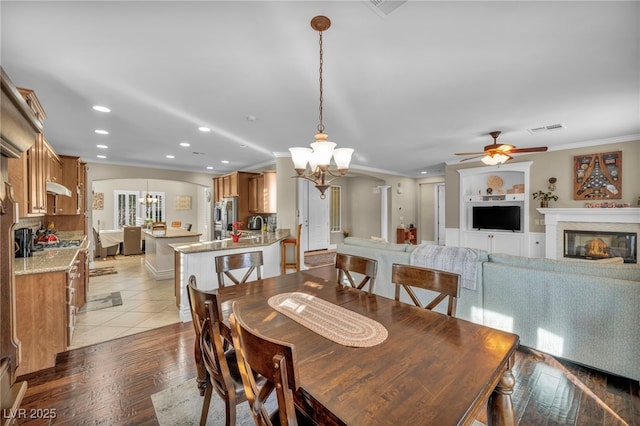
[564,230,637,263]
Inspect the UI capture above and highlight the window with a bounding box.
[141,191,165,224]
[329,185,341,232]
[114,191,139,228]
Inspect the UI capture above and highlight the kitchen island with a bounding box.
[171,229,291,322]
[144,229,202,280]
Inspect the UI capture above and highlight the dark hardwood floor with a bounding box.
[13,322,639,425]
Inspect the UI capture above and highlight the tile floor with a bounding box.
[70,254,181,349]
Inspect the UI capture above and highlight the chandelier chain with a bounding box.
[317,30,324,134]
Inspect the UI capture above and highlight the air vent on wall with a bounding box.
[365,0,407,17]
[527,123,566,135]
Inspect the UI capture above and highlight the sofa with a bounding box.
[337,237,640,381]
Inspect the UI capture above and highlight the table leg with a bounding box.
[487,366,516,426]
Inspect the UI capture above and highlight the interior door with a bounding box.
[298,180,329,252]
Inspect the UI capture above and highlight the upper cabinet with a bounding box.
[213,171,259,200]
[50,155,85,215]
[249,171,277,214]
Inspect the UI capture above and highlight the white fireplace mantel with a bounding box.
[537,208,640,259]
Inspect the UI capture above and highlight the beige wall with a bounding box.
[87,163,214,236]
[445,139,640,231]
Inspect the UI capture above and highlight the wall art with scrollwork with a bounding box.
[573,151,621,200]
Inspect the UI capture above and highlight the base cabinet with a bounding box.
[462,231,525,255]
[15,272,67,376]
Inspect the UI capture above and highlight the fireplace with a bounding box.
[564,230,637,263]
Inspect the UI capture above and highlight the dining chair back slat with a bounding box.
[215,251,263,287]
[335,253,378,293]
[391,263,461,316]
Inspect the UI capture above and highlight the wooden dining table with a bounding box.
[216,264,519,426]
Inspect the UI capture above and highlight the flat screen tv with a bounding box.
[472,205,521,231]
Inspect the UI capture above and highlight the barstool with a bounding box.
[280,224,302,275]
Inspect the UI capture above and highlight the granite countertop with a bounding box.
[170,229,291,254]
[143,229,202,238]
[14,234,89,276]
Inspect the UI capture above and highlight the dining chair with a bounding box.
[215,251,263,287]
[182,223,193,231]
[391,263,461,316]
[229,301,314,426]
[151,221,166,234]
[335,253,378,294]
[170,221,182,229]
[186,277,247,426]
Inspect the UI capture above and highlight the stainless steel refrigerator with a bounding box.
[216,197,238,238]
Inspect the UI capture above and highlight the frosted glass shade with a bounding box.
[310,141,336,166]
[333,148,354,169]
[289,147,313,169]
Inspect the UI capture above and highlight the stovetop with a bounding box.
[35,240,83,251]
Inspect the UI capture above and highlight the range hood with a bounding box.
[46,181,72,197]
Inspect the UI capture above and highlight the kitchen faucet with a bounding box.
[255,215,264,231]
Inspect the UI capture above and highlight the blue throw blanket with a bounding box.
[409,245,480,290]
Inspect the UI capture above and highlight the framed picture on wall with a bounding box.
[573,151,621,200]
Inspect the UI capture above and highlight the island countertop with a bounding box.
[143,229,202,238]
[170,229,291,254]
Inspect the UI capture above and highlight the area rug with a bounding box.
[304,249,336,267]
[78,292,122,313]
[151,378,275,426]
[268,292,388,347]
[89,266,118,277]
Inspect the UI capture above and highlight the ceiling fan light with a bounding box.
[311,141,336,166]
[481,155,500,165]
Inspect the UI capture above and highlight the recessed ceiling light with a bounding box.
[95,129,109,135]
[166,155,175,159]
[179,142,191,147]
[96,154,106,159]
[96,144,108,149]
[198,126,211,132]
[246,115,258,122]
[206,166,214,170]
[239,144,247,148]
[92,105,111,113]
[221,160,229,164]
[420,171,427,175]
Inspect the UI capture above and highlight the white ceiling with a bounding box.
[2,1,638,177]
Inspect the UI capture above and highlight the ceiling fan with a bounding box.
[455,131,548,164]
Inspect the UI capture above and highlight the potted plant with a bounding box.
[230,221,244,242]
[532,190,558,208]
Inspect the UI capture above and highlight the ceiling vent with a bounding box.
[365,0,407,17]
[527,123,566,135]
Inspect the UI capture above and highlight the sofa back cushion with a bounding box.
[488,253,640,282]
[343,237,417,253]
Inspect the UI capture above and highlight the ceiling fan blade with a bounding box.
[455,151,486,156]
[459,155,485,162]
[509,146,548,154]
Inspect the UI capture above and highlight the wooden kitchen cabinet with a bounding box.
[249,171,277,214]
[54,155,83,215]
[7,88,50,217]
[45,139,62,183]
[15,271,68,376]
[213,176,223,202]
[14,252,85,375]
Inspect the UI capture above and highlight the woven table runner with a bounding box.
[267,292,388,347]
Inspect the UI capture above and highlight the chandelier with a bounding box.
[289,16,354,199]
